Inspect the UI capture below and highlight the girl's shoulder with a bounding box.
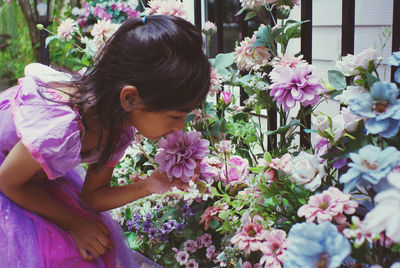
[12,64,82,180]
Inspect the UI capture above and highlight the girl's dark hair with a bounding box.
[62,15,211,171]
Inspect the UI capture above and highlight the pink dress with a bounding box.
[0,64,161,267]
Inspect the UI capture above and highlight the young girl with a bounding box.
[0,15,210,267]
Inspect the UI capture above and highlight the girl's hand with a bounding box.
[146,168,198,194]
[68,216,114,261]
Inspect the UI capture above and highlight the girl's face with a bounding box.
[127,108,188,140]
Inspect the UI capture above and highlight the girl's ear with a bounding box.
[120,85,140,111]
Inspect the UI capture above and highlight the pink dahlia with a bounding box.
[231,216,269,254]
[297,187,358,224]
[155,130,209,182]
[259,229,288,268]
[269,62,324,111]
[234,36,271,71]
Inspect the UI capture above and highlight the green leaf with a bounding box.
[218,210,230,220]
[328,70,346,90]
[264,151,272,162]
[208,218,221,230]
[45,35,58,48]
[212,52,235,70]
[237,74,254,84]
[244,11,257,20]
[125,232,141,250]
[185,113,196,123]
[265,119,300,135]
[365,72,379,88]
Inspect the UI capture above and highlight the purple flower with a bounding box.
[155,131,210,182]
[167,219,178,230]
[142,220,153,232]
[269,63,323,111]
[161,222,173,234]
[147,227,158,239]
[144,212,153,221]
[176,223,185,234]
[181,204,194,217]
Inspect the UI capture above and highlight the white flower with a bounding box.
[239,0,276,9]
[57,18,78,41]
[335,47,381,76]
[340,107,363,132]
[312,113,329,132]
[334,86,367,105]
[364,187,400,243]
[290,151,326,191]
[110,206,126,225]
[335,54,358,76]
[343,216,375,246]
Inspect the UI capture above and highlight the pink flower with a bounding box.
[199,156,222,183]
[209,67,222,96]
[220,155,250,186]
[184,240,198,253]
[234,36,271,71]
[57,18,78,41]
[200,203,228,230]
[155,131,210,182]
[259,229,288,268]
[239,0,276,9]
[203,21,217,35]
[271,54,306,68]
[215,140,232,154]
[185,259,199,268]
[206,245,216,260]
[269,63,324,111]
[145,0,188,20]
[343,216,375,246]
[175,251,189,265]
[297,187,358,224]
[200,233,213,247]
[231,216,269,254]
[220,91,233,105]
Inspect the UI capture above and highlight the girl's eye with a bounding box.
[171,116,182,120]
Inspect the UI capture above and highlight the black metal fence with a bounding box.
[192,0,400,150]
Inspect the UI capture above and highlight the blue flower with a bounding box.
[349,81,400,138]
[284,222,351,268]
[167,219,178,230]
[387,51,400,83]
[339,145,400,193]
[387,51,400,65]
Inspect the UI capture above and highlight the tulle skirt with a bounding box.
[0,164,161,268]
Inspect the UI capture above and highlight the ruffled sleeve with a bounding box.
[105,127,135,167]
[11,74,82,180]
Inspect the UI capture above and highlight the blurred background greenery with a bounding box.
[0,0,80,91]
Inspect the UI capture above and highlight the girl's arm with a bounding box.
[0,141,113,261]
[80,165,190,212]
